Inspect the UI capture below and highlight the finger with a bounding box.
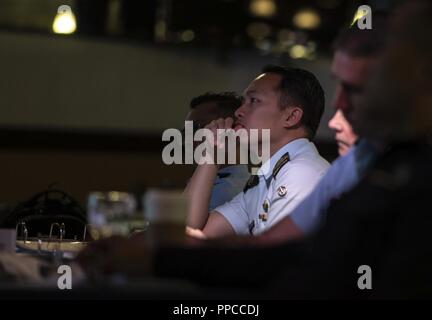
[225,117,234,129]
[205,120,217,131]
[215,118,226,129]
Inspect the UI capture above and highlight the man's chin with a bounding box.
[338,145,350,156]
[233,124,244,131]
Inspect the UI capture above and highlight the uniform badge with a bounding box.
[277,185,287,197]
[262,200,269,212]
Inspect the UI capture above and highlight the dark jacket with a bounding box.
[156,141,432,299]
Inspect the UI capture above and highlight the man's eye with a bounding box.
[250,97,258,104]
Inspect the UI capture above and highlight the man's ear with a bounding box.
[283,106,303,129]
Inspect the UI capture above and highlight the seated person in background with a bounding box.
[186,66,330,238]
[184,92,250,210]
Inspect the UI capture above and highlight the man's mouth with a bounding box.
[336,139,350,147]
[233,121,246,131]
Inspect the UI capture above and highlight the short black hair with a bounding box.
[333,12,389,57]
[261,65,325,139]
[190,92,243,118]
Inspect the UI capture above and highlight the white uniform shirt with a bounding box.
[214,138,330,235]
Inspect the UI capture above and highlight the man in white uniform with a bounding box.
[186,65,329,238]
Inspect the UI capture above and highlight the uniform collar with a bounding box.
[257,138,310,181]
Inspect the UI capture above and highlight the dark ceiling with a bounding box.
[0,0,395,57]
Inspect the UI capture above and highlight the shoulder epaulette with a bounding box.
[272,152,290,179]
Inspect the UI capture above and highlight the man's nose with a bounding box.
[328,110,342,131]
[235,103,245,119]
[332,86,349,112]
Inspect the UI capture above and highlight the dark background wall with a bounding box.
[0,0,352,208]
